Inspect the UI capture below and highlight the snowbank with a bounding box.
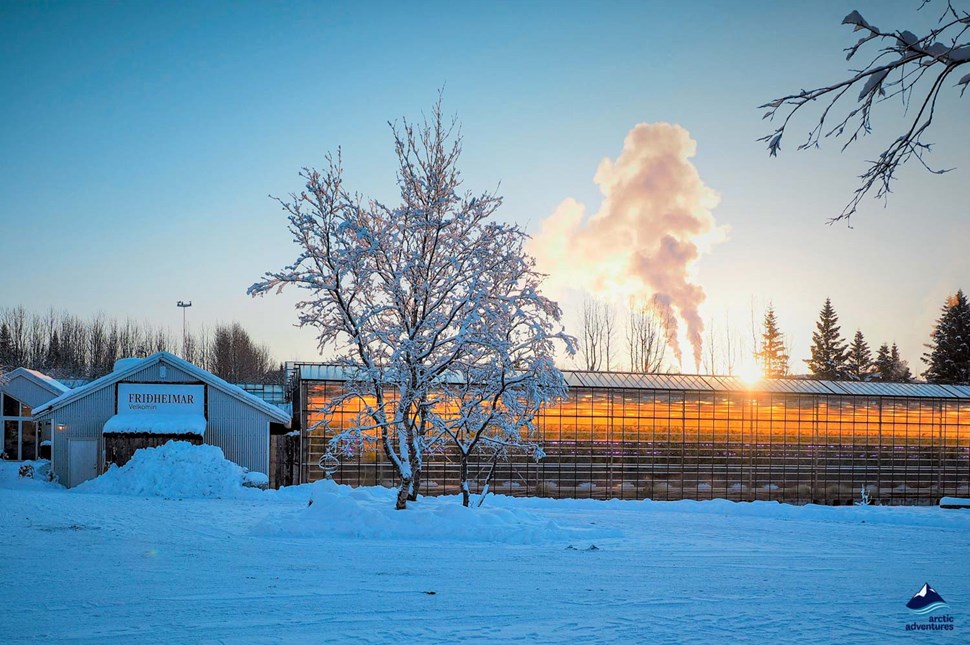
[940,496,970,508]
[76,441,264,499]
[0,459,61,490]
[479,494,970,531]
[256,479,618,544]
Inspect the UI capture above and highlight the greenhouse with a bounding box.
[288,366,970,505]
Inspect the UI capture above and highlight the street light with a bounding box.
[177,301,192,358]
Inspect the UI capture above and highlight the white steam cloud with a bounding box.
[529,122,723,370]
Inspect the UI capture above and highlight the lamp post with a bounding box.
[177,301,192,358]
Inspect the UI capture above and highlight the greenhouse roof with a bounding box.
[290,364,970,400]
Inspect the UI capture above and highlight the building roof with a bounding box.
[288,363,970,400]
[2,367,72,398]
[32,352,291,424]
[18,369,72,394]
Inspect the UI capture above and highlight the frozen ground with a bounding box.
[1,446,968,644]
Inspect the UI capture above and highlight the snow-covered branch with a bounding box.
[760,2,970,223]
[250,98,575,508]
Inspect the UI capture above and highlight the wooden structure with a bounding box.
[104,433,203,468]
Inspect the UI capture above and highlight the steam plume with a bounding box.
[529,123,723,370]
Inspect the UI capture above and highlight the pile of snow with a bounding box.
[0,459,61,490]
[256,479,618,544]
[243,471,269,489]
[76,441,264,499]
[940,496,970,508]
[113,357,142,372]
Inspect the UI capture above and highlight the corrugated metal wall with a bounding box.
[49,358,273,486]
[121,362,196,384]
[50,385,116,486]
[206,387,270,475]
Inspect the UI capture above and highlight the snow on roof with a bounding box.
[20,369,72,394]
[103,413,206,436]
[113,357,144,372]
[32,352,290,424]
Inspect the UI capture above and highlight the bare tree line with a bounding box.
[577,297,785,376]
[0,306,280,383]
[579,298,617,371]
[578,295,677,373]
[702,312,744,376]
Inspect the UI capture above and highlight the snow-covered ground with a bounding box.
[2,444,968,643]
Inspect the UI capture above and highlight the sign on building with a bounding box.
[117,383,205,416]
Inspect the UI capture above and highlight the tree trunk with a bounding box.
[408,465,421,501]
[476,454,500,508]
[396,477,411,510]
[460,455,470,507]
[407,432,422,501]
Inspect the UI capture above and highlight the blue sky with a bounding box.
[1,0,967,373]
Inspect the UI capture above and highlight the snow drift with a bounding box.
[0,460,61,491]
[256,479,618,545]
[76,441,264,498]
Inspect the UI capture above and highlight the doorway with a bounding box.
[68,439,98,487]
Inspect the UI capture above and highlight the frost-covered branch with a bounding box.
[760,2,970,223]
[250,98,574,509]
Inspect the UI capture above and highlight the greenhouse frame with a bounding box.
[288,366,970,505]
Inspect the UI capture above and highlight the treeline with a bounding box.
[756,290,970,384]
[0,307,281,384]
[578,289,970,384]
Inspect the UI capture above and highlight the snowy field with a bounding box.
[2,445,969,644]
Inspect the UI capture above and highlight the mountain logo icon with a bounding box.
[906,583,948,615]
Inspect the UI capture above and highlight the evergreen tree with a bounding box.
[45,329,61,371]
[923,290,970,384]
[845,330,873,381]
[0,323,12,367]
[805,298,848,380]
[874,341,913,382]
[890,342,912,382]
[874,343,892,381]
[755,304,789,378]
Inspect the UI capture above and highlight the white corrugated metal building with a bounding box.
[32,352,291,487]
[1,368,71,461]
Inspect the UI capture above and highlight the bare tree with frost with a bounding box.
[249,101,574,509]
[761,2,970,223]
[428,263,571,506]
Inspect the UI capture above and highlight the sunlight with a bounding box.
[737,360,764,386]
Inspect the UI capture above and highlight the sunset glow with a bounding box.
[737,360,764,386]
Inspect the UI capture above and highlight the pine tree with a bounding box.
[923,289,970,384]
[845,330,873,381]
[805,298,848,380]
[755,304,789,378]
[0,323,12,367]
[874,341,912,382]
[874,343,892,381]
[45,329,61,371]
[890,343,912,382]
